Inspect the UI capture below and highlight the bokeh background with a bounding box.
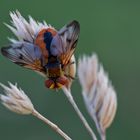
[0,0,139,139]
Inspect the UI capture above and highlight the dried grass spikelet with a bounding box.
[0,82,72,140]
[0,82,34,114]
[78,53,117,139]
[5,10,54,43]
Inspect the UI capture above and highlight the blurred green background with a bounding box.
[0,0,139,139]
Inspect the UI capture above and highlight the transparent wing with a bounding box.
[1,42,46,74]
[50,20,80,65]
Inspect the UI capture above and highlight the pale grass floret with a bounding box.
[0,82,71,140]
[78,54,117,140]
[6,10,54,43]
[0,82,34,114]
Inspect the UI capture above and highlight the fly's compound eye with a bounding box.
[45,79,55,89]
[56,76,69,88]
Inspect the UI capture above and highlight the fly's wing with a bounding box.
[1,42,46,75]
[50,20,80,66]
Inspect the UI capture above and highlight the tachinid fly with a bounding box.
[1,16,80,89]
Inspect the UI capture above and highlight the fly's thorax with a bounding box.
[47,65,63,78]
[45,55,63,78]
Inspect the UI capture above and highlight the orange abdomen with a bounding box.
[34,28,57,59]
